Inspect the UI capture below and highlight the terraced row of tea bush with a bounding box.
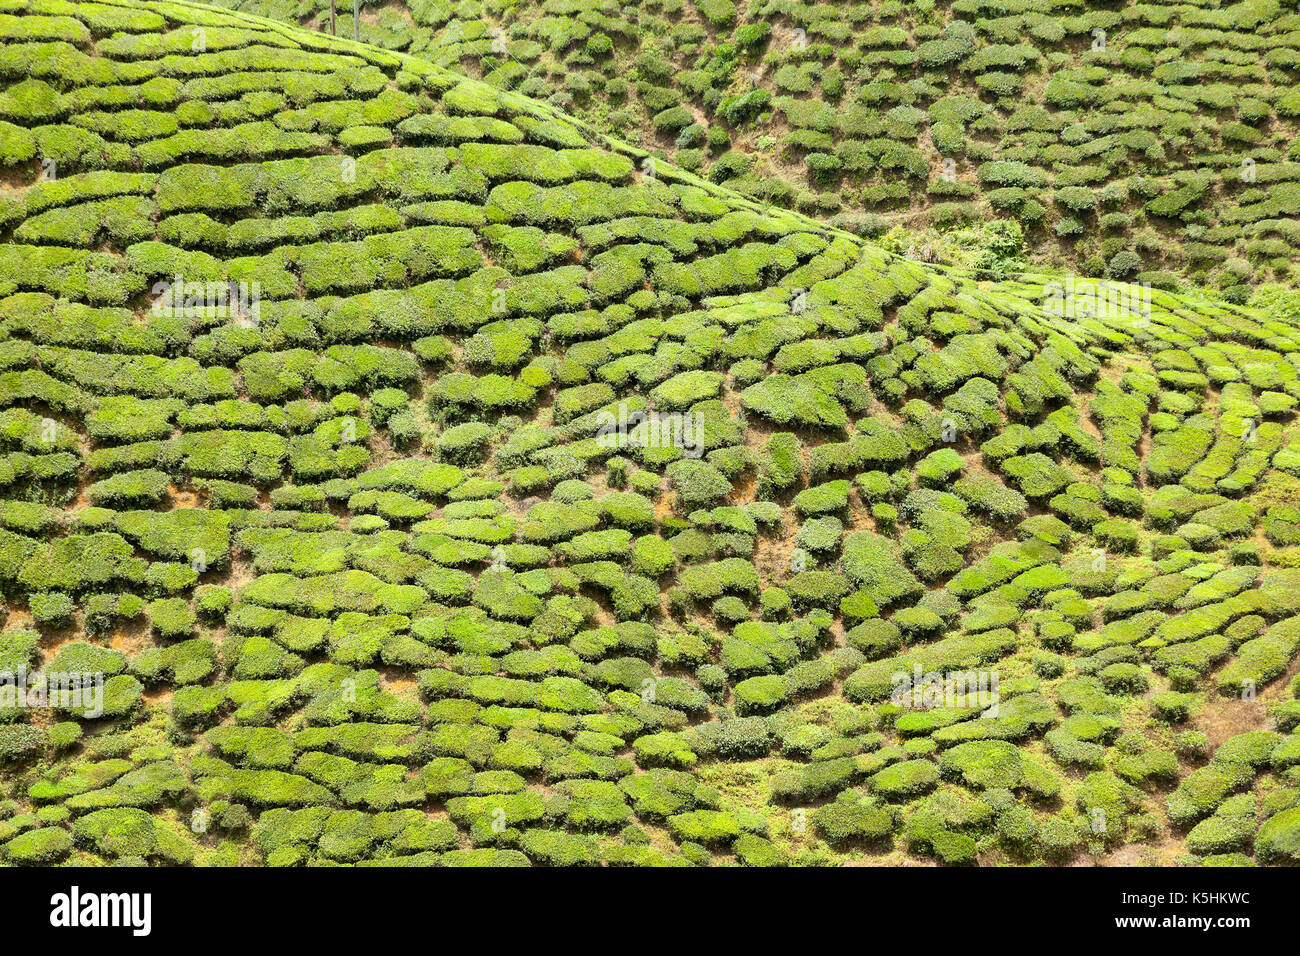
[206,0,1300,299]
[0,0,1299,867]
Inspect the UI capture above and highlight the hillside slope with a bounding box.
[0,0,1298,867]
[208,0,1300,297]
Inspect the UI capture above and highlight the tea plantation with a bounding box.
[0,0,1298,868]
[208,0,1300,298]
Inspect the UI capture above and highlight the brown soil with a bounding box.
[727,472,756,506]
[168,484,200,509]
[108,619,153,657]
[1195,654,1300,749]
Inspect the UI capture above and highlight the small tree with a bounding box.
[1106,249,1142,280]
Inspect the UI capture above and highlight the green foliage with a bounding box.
[0,0,1296,872]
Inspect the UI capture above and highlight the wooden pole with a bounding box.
[329,0,336,35]
[354,0,359,41]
